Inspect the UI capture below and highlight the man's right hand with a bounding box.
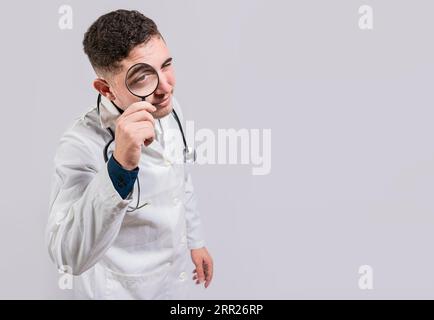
[113,101,157,170]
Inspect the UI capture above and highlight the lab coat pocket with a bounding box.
[104,263,170,300]
[119,187,178,248]
[119,203,162,246]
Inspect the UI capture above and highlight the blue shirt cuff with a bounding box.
[107,155,139,199]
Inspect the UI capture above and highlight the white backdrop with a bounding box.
[0,0,434,299]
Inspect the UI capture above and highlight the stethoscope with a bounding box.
[95,62,196,212]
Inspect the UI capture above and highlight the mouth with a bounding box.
[154,95,171,107]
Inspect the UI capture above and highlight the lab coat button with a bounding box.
[179,271,187,282]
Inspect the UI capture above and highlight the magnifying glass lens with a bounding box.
[125,63,159,98]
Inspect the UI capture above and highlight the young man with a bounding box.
[46,9,213,299]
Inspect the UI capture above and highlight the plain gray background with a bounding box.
[1,0,434,299]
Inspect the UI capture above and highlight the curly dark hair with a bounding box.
[83,9,162,74]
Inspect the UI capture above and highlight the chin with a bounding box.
[152,102,173,119]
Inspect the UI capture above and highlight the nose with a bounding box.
[154,71,172,95]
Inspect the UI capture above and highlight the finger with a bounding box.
[144,137,154,146]
[139,130,155,146]
[129,122,155,137]
[128,121,155,132]
[204,260,214,288]
[129,123,155,146]
[122,101,157,117]
[195,261,205,284]
[123,109,155,126]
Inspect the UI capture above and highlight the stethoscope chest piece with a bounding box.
[184,147,197,164]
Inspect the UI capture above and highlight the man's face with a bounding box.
[103,36,176,119]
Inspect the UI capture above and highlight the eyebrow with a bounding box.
[126,57,173,81]
[126,63,155,82]
[161,57,173,68]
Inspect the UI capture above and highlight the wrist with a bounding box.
[112,153,137,171]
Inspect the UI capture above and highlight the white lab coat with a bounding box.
[46,95,205,299]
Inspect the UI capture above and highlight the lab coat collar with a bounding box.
[98,95,121,133]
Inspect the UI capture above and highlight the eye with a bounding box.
[136,75,146,82]
[163,62,172,68]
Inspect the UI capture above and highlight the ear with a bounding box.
[93,78,116,101]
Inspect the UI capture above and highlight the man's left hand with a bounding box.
[191,247,213,288]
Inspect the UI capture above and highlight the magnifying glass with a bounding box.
[125,62,159,100]
[125,62,159,149]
